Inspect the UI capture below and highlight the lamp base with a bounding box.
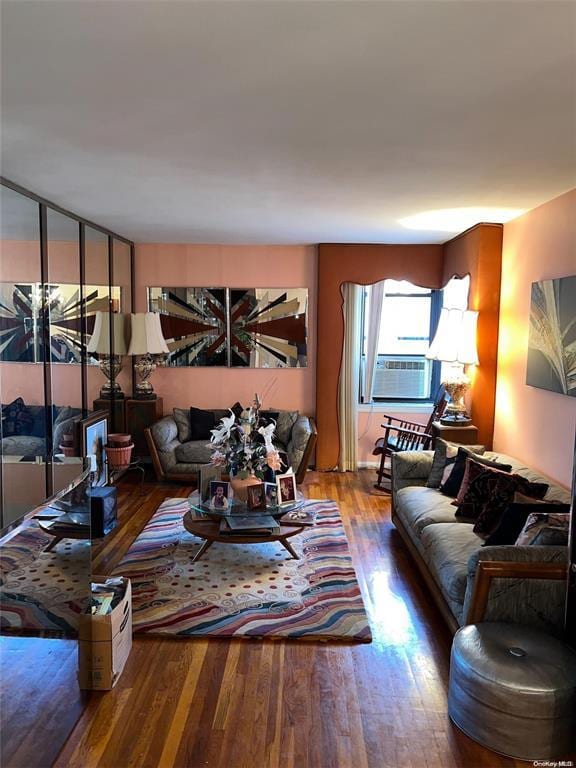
[134,354,158,400]
[440,412,472,427]
[98,355,124,399]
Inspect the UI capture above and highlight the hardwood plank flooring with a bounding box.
[54,470,529,768]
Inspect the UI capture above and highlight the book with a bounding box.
[226,514,278,531]
[219,518,280,536]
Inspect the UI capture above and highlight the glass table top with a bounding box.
[188,489,306,520]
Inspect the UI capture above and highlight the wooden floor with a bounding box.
[49,470,531,768]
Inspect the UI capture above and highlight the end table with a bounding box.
[431,421,479,446]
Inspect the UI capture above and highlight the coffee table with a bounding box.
[184,491,308,562]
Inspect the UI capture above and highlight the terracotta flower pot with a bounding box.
[105,443,134,470]
[229,473,261,503]
[107,433,132,447]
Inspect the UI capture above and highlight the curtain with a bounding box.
[362,281,386,403]
[338,283,362,471]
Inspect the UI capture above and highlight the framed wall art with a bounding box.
[148,286,308,368]
[527,275,576,397]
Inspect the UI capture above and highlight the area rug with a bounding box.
[113,498,372,641]
[0,525,89,634]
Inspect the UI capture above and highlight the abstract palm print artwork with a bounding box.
[527,275,576,397]
[148,287,307,368]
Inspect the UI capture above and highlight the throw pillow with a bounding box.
[173,408,191,443]
[426,439,485,488]
[515,512,571,547]
[189,407,216,441]
[472,474,550,539]
[440,448,512,498]
[230,401,244,419]
[275,410,299,446]
[484,493,570,546]
[1,397,33,437]
[260,410,280,427]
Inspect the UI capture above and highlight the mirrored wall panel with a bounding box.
[148,286,308,367]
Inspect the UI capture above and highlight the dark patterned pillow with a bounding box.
[440,448,512,498]
[230,401,244,419]
[472,474,551,539]
[515,512,570,546]
[189,407,216,441]
[426,439,485,488]
[484,493,570,546]
[453,460,516,519]
[1,397,34,437]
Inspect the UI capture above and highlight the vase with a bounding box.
[229,473,261,503]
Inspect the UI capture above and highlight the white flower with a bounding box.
[258,422,276,453]
[210,410,236,444]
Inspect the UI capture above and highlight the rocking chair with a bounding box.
[372,387,447,492]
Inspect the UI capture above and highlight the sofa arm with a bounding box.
[391,450,433,493]
[287,416,317,485]
[147,417,181,479]
[463,545,568,635]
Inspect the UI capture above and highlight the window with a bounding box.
[361,277,469,403]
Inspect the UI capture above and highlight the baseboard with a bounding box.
[358,461,379,469]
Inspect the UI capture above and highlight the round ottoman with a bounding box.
[448,622,576,761]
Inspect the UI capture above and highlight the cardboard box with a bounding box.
[78,577,132,690]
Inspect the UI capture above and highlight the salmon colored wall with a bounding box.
[493,189,576,488]
[134,244,317,416]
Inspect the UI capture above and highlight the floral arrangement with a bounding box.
[210,395,282,479]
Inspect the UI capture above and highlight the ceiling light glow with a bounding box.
[399,207,526,232]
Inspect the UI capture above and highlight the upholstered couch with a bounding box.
[391,449,570,635]
[1,398,82,457]
[146,407,317,485]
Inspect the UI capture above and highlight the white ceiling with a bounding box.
[1,0,575,244]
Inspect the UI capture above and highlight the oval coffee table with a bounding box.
[182,511,305,562]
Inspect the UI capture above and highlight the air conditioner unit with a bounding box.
[373,355,431,399]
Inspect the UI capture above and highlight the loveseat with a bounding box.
[1,398,82,457]
[146,407,317,485]
[391,449,570,635]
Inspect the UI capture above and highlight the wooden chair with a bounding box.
[372,387,447,491]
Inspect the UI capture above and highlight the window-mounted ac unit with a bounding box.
[373,355,431,399]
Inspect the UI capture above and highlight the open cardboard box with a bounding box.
[78,577,132,690]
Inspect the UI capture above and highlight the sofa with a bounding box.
[391,449,570,635]
[146,407,317,485]
[1,398,82,457]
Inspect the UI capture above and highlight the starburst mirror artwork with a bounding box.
[0,283,120,364]
[148,287,308,368]
[527,275,576,397]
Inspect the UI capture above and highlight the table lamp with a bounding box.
[127,312,169,400]
[426,308,479,425]
[87,311,129,399]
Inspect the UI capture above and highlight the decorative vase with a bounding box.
[229,473,261,503]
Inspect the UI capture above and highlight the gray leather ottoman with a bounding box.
[448,622,576,761]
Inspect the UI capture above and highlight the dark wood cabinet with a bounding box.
[93,398,126,433]
[126,398,163,457]
[431,421,479,446]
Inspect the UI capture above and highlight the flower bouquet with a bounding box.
[209,395,282,490]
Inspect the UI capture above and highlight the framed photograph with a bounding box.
[199,464,222,501]
[276,471,297,506]
[247,482,266,511]
[209,480,231,510]
[264,482,278,507]
[78,411,109,487]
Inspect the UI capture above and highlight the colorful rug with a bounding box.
[113,498,372,641]
[0,525,89,634]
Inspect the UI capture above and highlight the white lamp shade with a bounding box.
[426,309,479,365]
[127,312,169,355]
[87,311,128,355]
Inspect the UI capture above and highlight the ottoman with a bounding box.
[448,622,576,761]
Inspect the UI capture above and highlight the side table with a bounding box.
[431,421,479,446]
[126,398,163,457]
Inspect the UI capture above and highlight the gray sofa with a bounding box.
[1,401,82,457]
[391,449,570,635]
[146,408,317,485]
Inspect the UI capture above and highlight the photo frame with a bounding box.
[246,483,266,511]
[78,411,109,487]
[199,464,222,501]
[276,471,297,506]
[264,482,278,507]
[209,480,231,510]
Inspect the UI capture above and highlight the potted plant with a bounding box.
[209,395,282,502]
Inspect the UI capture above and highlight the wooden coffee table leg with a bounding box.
[45,536,63,553]
[279,536,300,560]
[192,538,214,563]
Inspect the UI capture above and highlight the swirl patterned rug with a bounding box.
[112,497,372,641]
